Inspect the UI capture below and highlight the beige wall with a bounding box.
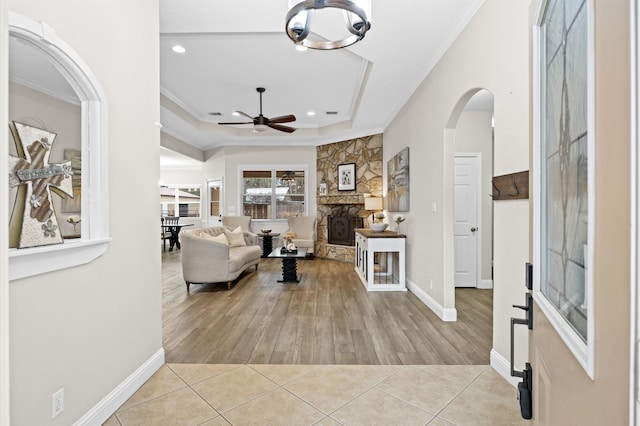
[454,111,493,284]
[7,1,162,424]
[383,0,530,369]
[529,0,631,423]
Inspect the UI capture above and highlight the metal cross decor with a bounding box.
[8,121,74,248]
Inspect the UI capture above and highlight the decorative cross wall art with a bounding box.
[8,121,74,248]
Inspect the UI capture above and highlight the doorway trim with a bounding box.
[630,0,639,420]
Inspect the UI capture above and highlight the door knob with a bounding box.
[470,227,477,232]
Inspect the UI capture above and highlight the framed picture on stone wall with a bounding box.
[337,163,356,191]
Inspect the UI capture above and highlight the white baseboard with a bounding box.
[74,348,165,426]
[490,348,519,388]
[479,279,494,289]
[407,278,457,321]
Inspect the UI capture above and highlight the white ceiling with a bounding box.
[159,0,487,152]
[8,1,490,165]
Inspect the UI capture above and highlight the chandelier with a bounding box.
[286,0,372,50]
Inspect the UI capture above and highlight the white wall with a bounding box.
[383,0,530,374]
[159,144,317,234]
[7,1,162,424]
[454,110,494,284]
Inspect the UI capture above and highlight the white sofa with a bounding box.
[180,226,261,290]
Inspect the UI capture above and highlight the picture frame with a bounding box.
[61,148,81,213]
[337,163,356,191]
[387,147,410,211]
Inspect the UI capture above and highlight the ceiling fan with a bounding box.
[218,87,297,133]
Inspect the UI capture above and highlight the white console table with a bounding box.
[354,229,406,291]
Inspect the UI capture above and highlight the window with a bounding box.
[534,0,594,377]
[241,168,306,219]
[160,185,201,218]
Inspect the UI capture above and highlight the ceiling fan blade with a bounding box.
[218,121,253,125]
[268,114,296,124]
[234,110,255,120]
[268,123,296,133]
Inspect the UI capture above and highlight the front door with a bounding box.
[454,154,480,287]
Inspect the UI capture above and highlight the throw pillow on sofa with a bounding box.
[224,226,247,247]
[201,232,229,245]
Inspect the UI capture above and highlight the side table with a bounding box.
[354,229,406,291]
[257,232,280,258]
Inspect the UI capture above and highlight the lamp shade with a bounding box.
[364,197,383,211]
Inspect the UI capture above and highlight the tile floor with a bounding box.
[104,364,528,425]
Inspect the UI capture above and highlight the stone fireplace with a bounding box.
[315,134,382,262]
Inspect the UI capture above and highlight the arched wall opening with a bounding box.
[443,88,495,358]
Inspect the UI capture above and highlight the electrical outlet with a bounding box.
[52,388,64,418]
[431,201,437,212]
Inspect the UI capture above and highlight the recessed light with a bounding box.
[307,111,316,116]
[232,111,240,116]
[295,45,308,52]
[172,45,186,54]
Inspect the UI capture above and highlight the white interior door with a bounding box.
[454,154,480,287]
[207,178,223,227]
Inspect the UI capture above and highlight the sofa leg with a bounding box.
[255,264,258,271]
[186,281,190,291]
[227,281,232,290]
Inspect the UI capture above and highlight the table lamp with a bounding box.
[364,196,383,224]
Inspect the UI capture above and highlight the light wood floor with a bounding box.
[162,249,493,365]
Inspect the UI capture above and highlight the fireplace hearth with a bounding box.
[328,215,363,246]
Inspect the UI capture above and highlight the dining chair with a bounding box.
[161,216,179,251]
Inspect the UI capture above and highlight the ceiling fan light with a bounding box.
[254,124,269,132]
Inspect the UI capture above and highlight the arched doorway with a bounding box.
[444,88,495,357]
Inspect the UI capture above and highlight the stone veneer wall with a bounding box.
[316,134,382,262]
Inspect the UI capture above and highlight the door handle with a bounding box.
[470,227,477,232]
